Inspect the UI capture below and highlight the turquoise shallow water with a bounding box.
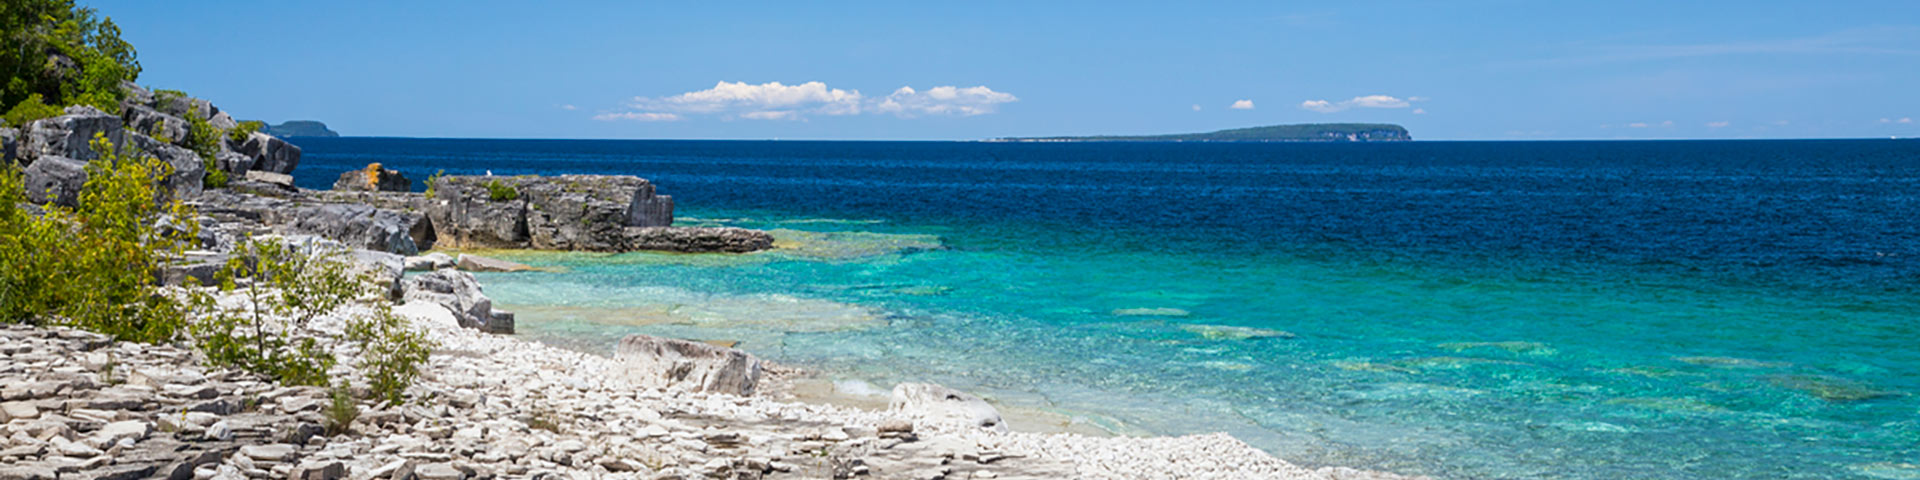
[473,214,1918,479]
[295,139,1920,479]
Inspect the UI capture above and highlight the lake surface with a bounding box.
[294,138,1920,479]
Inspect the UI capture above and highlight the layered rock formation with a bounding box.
[419,174,770,253]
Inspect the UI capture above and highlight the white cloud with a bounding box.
[1627,122,1650,128]
[1706,121,1731,128]
[1904,117,1915,124]
[1412,108,1426,114]
[602,81,1016,120]
[1230,99,1256,110]
[1626,121,1675,129]
[593,112,680,122]
[1191,104,1202,111]
[1773,120,1791,126]
[1883,117,1915,124]
[1661,120,1674,127]
[558,104,578,111]
[738,111,798,120]
[1299,94,1419,113]
[874,86,1018,117]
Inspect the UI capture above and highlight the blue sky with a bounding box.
[91,1,1920,140]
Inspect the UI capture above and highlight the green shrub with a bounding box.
[202,158,228,189]
[183,110,222,159]
[0,134,197,342]
[2,93,62,127]
[423,170,446,199]
[346,309,433,405]
[324,381,359,436]
[191,238,368,386]
[228,120,264,143]
[484,179,518,201]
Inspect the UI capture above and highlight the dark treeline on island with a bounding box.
[997,123,1411,143]
[261,120,339,137]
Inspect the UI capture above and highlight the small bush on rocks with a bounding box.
[484,178,518,201]
[0,134,197,342]
[2,93,62,127]
[324,381,359,435]
[347,308,434,405]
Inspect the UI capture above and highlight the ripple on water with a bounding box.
[1111,307,1191,317]
[1853,463,1920,480]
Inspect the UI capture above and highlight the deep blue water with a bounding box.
[294,138,1920,479]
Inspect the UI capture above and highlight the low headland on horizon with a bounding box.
[993,123,1412,143]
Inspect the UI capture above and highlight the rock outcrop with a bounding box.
[400,269,500,332]
[613,334,763,396]
[331,165,409,192]
[189,190,429,255]
[621,226,775,253]
[20,155,87,207]
[232,132,300,174]
[18,105,129,164]
[425,175,681,251]
[889,383,1009,434]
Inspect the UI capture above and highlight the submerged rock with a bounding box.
[889,383,1008,434]
[1438,341,1556,356]
[613,334,762,396]
[1112,307,1190,317]
[455,253,534,272]
[1182,324,1295,340]
[1767,374,1898,402]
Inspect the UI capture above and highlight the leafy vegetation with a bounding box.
[1,93,61,127]
[1,0,142,114]
[324,381,359,435]
[484,179,518,201]
[346,309,433,405]
[192,238,363,386]
[423,170,446,199]
[228,119,264,143]
[0,134,197,342]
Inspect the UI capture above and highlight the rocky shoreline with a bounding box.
[5,85,1423,480]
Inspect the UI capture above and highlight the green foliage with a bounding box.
[0,0,141,113]
[484,179,518,201]
[2,93,62,127]
[191,238,369,386]
[346,309,433,405]
[324,381,358,436]
[0,133,197,342]
[183,110,222,159]
[423,170,446,199]
[202,158,228,189]
[228,120,264,143]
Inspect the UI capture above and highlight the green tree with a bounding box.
[1,0,141,113]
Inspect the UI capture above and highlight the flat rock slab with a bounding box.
[455,254,534,272]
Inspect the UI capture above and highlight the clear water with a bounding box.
[294,138,1920,479]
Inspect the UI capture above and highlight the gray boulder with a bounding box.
[155,94,214,121]
[232,132,300,174]
[20,106,128,163]
[344,249,405,300]
[121,104,188,144]
[621,227,774,253]
[332,165,410,192]
[244,170,295,190]
[889,383,1008,433]
[127,133,205,198]
[21,156,87,207]
[207,111,238,131]
[401,270,496,332]
[613,334,762,396]
[215,151,254,177]
[262,203,422,255]
[118,81,154,107]
[1,127,16,164]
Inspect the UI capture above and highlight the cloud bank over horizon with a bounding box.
[1300,95,1423,113]
[596,81,1018,121]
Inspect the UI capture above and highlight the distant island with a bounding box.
[260,120,340,137]
[996,123,1411,142]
